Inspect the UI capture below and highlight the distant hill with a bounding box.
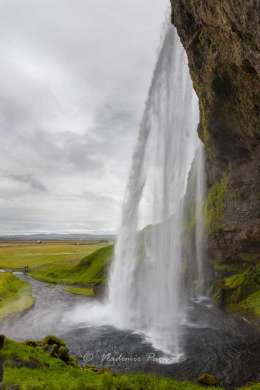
[0,233,115,242]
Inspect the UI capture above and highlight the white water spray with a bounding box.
[108,24,206,360]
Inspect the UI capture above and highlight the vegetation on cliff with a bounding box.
[204,172,229,235]
[212,253,260,320]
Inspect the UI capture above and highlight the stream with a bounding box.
[0,273,260,388]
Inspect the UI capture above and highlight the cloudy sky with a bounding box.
[0,0,169,235]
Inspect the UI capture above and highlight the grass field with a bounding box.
[0,241,109,270]
[0,241,113,297]
[0,272,34,319]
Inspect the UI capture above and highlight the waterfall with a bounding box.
[108,24,205,360]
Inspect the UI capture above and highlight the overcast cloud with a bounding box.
[0,0,168,235]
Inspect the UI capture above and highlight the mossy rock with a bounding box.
[224,273,247,290]
[56,345,76,365]
[212,280,225,306]
[229,290,260,318]
[240,253,260,264]
[198,373,218,386]
[25,339,40,348]
[213,260,244,276]
[57,346,69,359]
[49,343,59,357]
[41,335,65,348]
[212,264,260,308]
[23,336,77,366]
[0,335,5,350]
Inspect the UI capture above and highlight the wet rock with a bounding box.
[0,335,4,384]
[170,0,260,318]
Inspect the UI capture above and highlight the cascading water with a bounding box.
[108,23,206,360]
[194,144,207,297]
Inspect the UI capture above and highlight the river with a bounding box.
[0,273,259,388]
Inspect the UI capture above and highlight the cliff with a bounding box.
[170,1,260,318]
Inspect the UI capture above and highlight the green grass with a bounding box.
[1,338,66,369]
[29,245,114,295]
[3,368,222,390]
[2,338,222,390]
[71,245,114,285]
[0,272,34,319]
[0,242,108,270]
[64,286,95,297]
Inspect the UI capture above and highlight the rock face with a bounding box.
[0,335,5,383]
[170,1,260,316]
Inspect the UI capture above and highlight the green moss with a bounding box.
[240,253,260,264]
[204,172,229,235]
[41,335,65,348]
[0,272,34,320]
[198,96,210,146]
[224,273,247,289]
[198,373,218,386]
[231,290,260,317]
[213,262,260,318]
[213,261,244,276]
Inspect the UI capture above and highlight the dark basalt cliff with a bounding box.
[170,1,260,318]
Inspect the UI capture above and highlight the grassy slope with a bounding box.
[29,245,114,296]
[64,286,95,297]
[2,338,222,390]
[0,272,34,319]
